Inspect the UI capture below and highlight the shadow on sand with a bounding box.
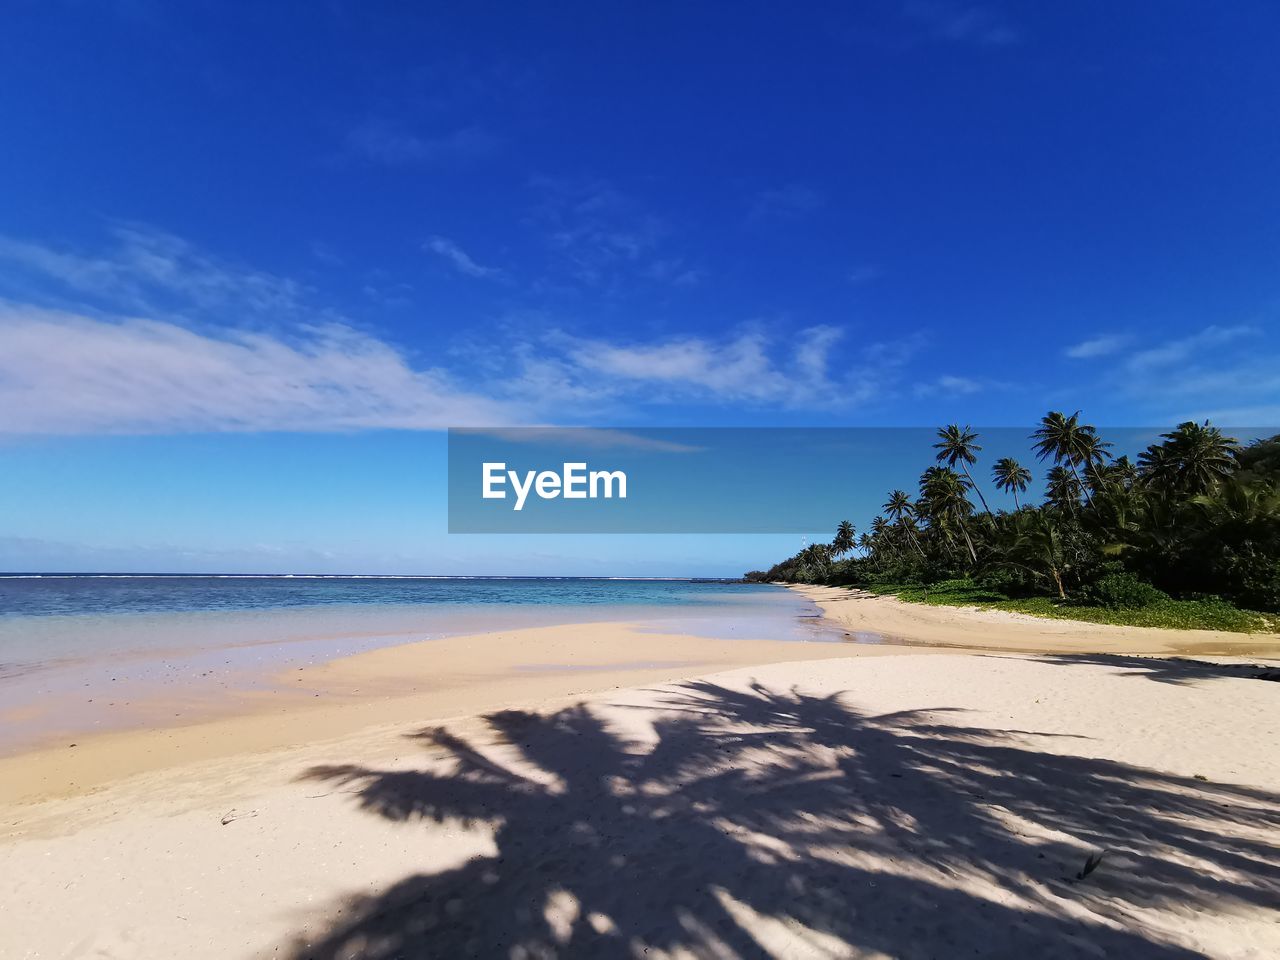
[282,679,1280,959]
[1008,653,1280,685]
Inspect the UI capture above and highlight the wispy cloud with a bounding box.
[526,177,693,292]
[749,183,825,221]
[1065,334,1129,359]
[903,1,1021,47]
[0,226,304,318]
[1074,323,1278,424]
[522,325,918,411]
[424,235,504,280]
[345,120,500,165]
[0,228,924,435]
[0,303,520,435]
[1125,325,1257,372]
[913,374,985,399]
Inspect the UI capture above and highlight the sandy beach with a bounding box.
[790,584,1280,657]
[2,597,1279,959]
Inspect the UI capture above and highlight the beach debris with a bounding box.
[1077,850,1105,881]
[219,808,258,826]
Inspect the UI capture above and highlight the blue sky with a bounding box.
[1,1,1278,575]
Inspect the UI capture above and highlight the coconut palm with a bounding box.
[1191,475,1280,529]
[832,520,856,558]
[1030,411,1111,507]
[883,490,925,556]
[1045,465,1083,511]
[883,490,914,521]
[991,457,1032,510]
[751,418,1279,615]
[797,543,832,581]
[995,510,1070,599]
[1140,421,1239,496]
[920,466,978,563]
[933,424,992,514]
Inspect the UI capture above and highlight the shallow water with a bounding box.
[0,577,863,753]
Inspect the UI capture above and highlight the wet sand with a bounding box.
[0,620,908,804]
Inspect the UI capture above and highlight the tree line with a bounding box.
[746,414,1280,614]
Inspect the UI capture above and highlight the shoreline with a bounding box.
[7,583,1279,805]
[788,583,1280,658]
[0,618,911,805]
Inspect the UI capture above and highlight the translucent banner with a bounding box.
[447,426,1276,533]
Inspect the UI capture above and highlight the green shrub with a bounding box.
[1083,572,1169,609]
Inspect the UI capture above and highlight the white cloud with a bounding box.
[0,228,922,435]
[532,325,909,410]
[0,303,519,435]
[1065,334,1128,359]
[0,306,919,434]
[424,235,503,280]
[913,374,985,399]
[1126,325,1257,372]
[0,226,304,317]
[1072,323,1279,423]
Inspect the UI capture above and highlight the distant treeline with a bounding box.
[746,415,1280,615]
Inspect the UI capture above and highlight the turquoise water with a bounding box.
[0,574,765,618]
[0,577,849,751]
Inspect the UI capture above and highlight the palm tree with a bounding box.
[1140,421,1239,496]
[920,466,978,563]
[933,424,992,514]
[883,490,925,556]
[868,516,894,561]
[797,542,832,582]
[997,510,1070,599]
[1031,411,1112,507]
[831,520,856,558]
[991,457,1032,510]
[883,489,914,521]
[857,531,876,559]
[1191,475,1280,529]
[1045,465,1083,511]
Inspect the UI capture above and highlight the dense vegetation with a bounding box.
[746,415,1280,632]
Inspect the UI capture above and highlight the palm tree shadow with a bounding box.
[998,653,1280,685]
[282,680,1280,959]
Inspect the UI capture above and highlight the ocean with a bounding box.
[0,575,847,752]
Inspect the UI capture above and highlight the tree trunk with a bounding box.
[1051,566,1067,600]
[962,465,993,516]
[1069,461,1095,508]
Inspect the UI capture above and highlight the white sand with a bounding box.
[792,584,1280,656]
[2,650,1277,959]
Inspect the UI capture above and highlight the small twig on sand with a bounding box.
[1077,851,1105,881]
